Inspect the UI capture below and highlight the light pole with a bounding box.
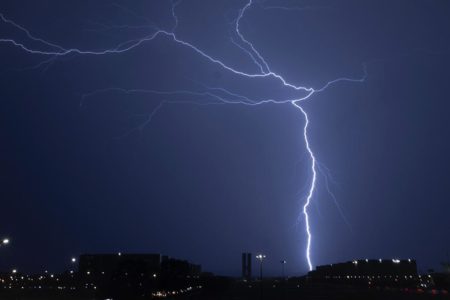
[280,260,287,280]
[280,260,287,300]
[256,254,266,300]
[0,237,10,275]
[70,257,77,274]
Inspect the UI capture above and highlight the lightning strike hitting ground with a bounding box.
[0,0,366,271]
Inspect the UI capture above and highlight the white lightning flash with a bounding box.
[293,103,316,271]
[0,0,366,271]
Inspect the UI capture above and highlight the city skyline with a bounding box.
[1,0,450,276]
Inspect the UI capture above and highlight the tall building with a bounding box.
[242,253,252,280]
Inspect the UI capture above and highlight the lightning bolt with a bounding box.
[0,0,367,271]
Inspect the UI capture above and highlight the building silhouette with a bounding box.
[79,253,201,299]
[309,259,418,287]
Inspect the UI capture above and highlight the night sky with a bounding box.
[1,0,450,276]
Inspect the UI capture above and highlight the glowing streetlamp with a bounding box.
[256,254,266,279]
[280,260,287,279]
[256,254,266,300]
[1,238,9,246]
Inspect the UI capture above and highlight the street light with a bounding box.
[280,260,287,300]
[256,254,266,300]
[256,254,266,279]
[71,257,77,263]
[1,238,9,246]
[280,260,287,280]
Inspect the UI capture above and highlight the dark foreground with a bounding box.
[0,282,448,300]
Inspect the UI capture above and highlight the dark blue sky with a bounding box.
[0,0,449,276]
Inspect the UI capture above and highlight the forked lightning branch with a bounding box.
[0,0,366,271]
